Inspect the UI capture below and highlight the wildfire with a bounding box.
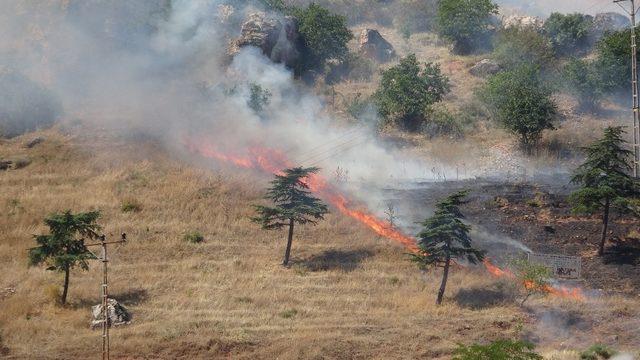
[185,137,584,301]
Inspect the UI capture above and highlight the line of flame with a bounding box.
[185,137,584,301]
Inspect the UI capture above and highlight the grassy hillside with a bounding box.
[0,126,638,359]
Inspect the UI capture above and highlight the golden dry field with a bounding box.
[0,127,638,359]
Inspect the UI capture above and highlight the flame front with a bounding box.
[186,137,584,301]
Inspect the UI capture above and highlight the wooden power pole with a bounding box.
[85,233,127,360]
[615,0,640,177]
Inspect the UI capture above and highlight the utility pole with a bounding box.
[615,0,640,177]
[85,233,127,360]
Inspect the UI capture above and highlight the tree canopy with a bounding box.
[544,12,594,56]
[409,191,485,304]
[480,65,557,151]
[570,126,638,255]
[252,167,329,265]
[294,3,353,74]
[437,0,498,54]
[374,54,450,131]
[29,211,101,304]
[595,27,640,93]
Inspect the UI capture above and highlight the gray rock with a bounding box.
[90,298,131,329]
[358,29,396,63]
[470,59,501,77]
[231,12,300,68]
[502,15,544,31]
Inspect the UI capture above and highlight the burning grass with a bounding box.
[0,128,638,358]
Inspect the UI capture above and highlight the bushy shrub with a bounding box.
[595,27,640,93]
[325,53,375,84]
[437,0,498,54]
[247,83,271,114]
[580,344,618,360]
[374,54,450,131]
[294,3,353,74]
[563,58,603,111]
[479,65,557,151]
[421,106,466,139]
[121,198,143,213]
[183,231,205,244]
[0,71,62,138]
[453,339,543,360]
[493,27,555,70]
[544,12,594,56]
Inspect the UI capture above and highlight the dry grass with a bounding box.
[0,127,638,359]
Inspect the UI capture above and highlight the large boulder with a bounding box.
[470,59,501,77]
[502,15,544,31]
[90,298,131,329]
[230,12,300,68]
[358,29,396,63]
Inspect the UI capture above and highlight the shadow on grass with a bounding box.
[603,241,640,266]
[298,249,374,272]
[453,282,517,310]
[74,288,148,309]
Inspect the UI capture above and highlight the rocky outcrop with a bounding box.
[230,12,300,68]
[502,15,544,31]
[470,59,501,77]
[358,29,396,63]
[90,298,131,329]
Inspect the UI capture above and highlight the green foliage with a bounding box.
[453,339,543,360]
[595,27,640,92]
[511,258,552,305]
[544,12,594,56]
[480,65,557,150]
[279,308,298,319]
[570,126,637,215]
[409,191,485,304]
[325,52,375,84]
[563,58,603,111]
[437,0,498,54]
[374,54,450,131]
[294,3,353,73]
[121,198,143,213]
[252,167,329,230]
[183,231,205,244]
[247,83,271,114]
[28,211,101,304]
[493,27,555,70]
[580,344,618,360]
[0,71,62,138]
[422,106,465,139]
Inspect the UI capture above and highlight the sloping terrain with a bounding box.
[0,126,638,359]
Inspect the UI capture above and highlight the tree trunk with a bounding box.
[61,265,70,305]
[599,199,610,256]
[283,218,295,266]
[436,254,451,305]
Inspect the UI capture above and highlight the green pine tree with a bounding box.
[29,211,101,304]
[409,191,485,305]
[252,167,329,266]
[570,126,639,256]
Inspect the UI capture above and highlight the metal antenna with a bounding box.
[615,0,640,177]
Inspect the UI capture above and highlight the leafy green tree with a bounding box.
[252,167,329,266]
[595,27,640,93]
[480,65,557,151]
[247,83,272,114]
[511,259,552,306]
[570,126,639,256]
[409,191,485,305]
[563,58,603,112]
[493,27,555,70]
[580,344,618,360]
[294,3,353,74]
[374,54,450,131]
[453,339,543,360]
[437,0,498,54]
[544,12,594,56]
[29,211,101,305]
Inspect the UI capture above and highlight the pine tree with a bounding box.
[409,191,485,305]
[252,167,329,266]
[570,126,639,256]
[29,211,101,304]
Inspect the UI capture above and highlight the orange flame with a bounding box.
[186,137,583,301]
